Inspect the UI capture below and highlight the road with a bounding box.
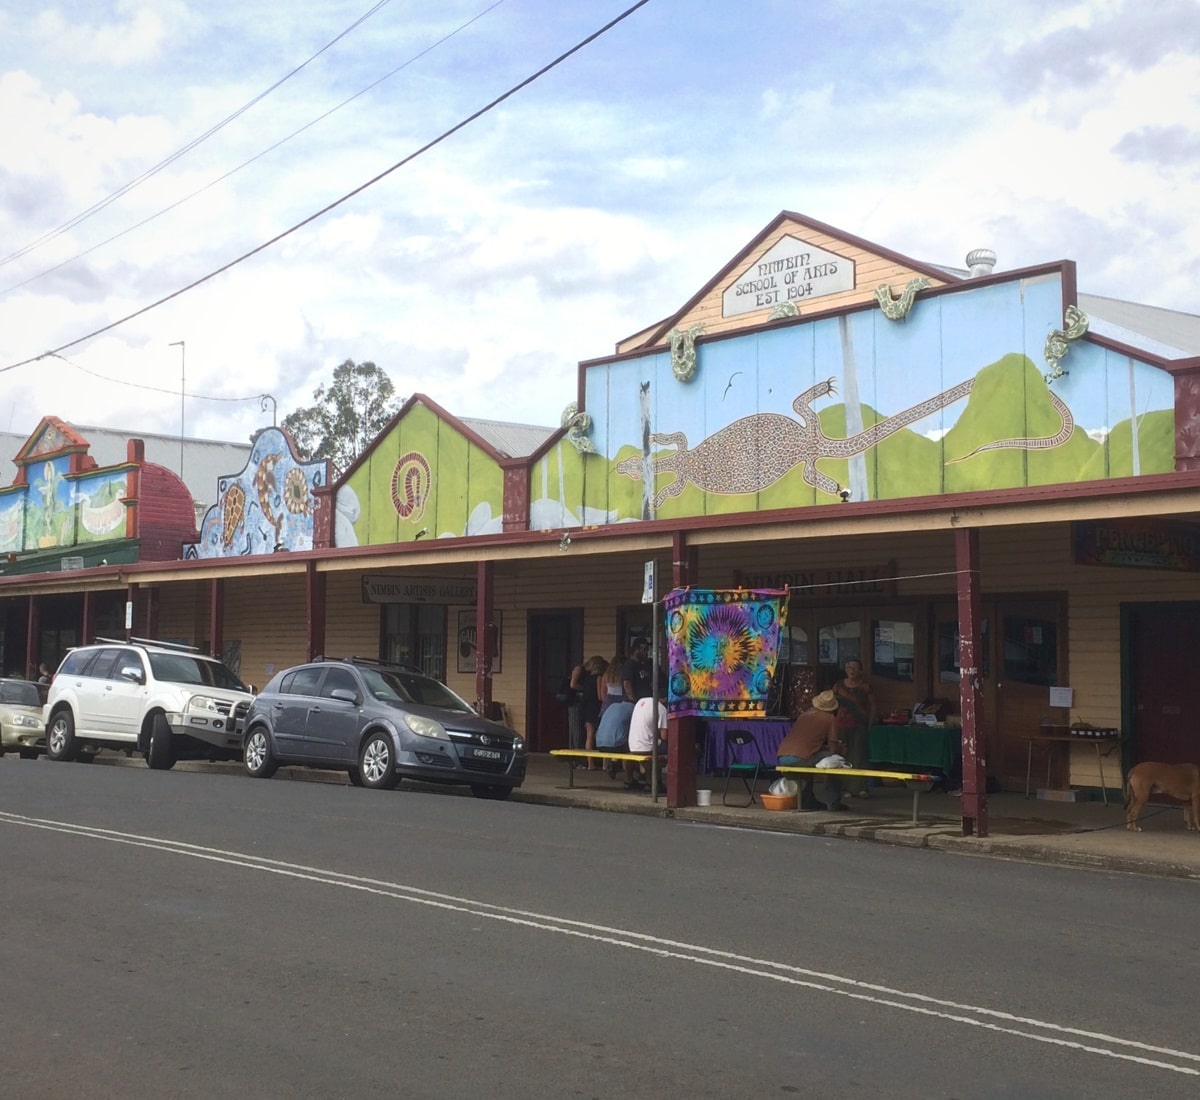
[1,756,1197,1099]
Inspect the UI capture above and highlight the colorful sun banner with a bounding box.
[664,588,789,718]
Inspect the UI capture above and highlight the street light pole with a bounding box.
[169,341,185,479]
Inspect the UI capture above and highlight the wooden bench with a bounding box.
[775,766,937,825]
[548,749,668,799]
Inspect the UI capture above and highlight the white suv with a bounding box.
[44,637,254,770]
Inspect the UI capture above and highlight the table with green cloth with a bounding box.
[868,724,961,774]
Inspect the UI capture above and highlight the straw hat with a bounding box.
[810,690,839,713]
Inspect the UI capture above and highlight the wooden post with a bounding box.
[305,563,326,662]
[475,560,495,719]
[666,531,699,808]
[209,577,225,659]
[955,526,988,837]
[25,595,39,679]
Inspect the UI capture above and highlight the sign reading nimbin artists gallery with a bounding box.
[722,234,854,318]
[361,575,477,604]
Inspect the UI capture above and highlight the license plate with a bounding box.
[472,748,502,760]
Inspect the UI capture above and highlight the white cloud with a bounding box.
[0,0,1196,459]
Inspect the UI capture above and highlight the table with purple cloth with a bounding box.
[698,718,793,773]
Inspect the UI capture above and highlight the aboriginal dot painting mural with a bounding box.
[334,398,504,547]
[536,263,1177,528]
[185,427,328,558]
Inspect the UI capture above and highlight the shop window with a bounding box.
[384,603,446,680]
[780,623,808,665]
[872,619,915,682]
[818,621,860,677]
[1002,615,1057,686]
[937,619,990,683]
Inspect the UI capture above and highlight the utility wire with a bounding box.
[45,352,270,403]
[1,1,506,298]
[0,0,393,269]
[2,0,653,376]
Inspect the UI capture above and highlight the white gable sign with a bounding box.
[722,235,854,318]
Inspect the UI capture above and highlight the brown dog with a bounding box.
[1124,762,1200,832]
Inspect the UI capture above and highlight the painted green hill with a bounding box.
[942,354,1098,492]
[1076,409,1174,479]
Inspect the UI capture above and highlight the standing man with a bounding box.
[776,690,847,811]
[621,637,651,702]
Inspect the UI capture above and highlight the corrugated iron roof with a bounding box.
[460,416,556,458]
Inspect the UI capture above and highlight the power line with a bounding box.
[0,1,506,298]
[0,0,653,376]
[0,0,394,270]
[44,351,272,404]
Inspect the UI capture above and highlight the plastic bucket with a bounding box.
[695,789,712,807]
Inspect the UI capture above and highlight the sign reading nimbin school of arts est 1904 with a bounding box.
[722,235,855,318]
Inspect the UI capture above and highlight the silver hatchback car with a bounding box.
[242,658,526,798]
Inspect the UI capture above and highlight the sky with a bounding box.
[1,0,1198,450]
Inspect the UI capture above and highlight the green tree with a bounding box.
[282,360,401,478]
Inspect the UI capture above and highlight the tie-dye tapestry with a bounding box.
[664,588,789,718]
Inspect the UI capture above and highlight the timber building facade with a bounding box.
[3,212,1199,836]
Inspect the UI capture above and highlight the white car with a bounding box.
[44,637,254,770]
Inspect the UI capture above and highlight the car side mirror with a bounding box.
[119,666,145,685]
[329,688,358,704]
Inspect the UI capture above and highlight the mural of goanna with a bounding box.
[616,375,1073,507]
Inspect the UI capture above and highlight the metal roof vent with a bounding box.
[966,248,997,277]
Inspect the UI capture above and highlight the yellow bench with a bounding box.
[775,766,937,825]
[548,749,668,796]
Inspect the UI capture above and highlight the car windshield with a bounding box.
[358,667,474,713]
[0,680,40,706]
[147,653,247,691]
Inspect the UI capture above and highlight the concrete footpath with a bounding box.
[517,754,1200,882]
[75,750,1200,882]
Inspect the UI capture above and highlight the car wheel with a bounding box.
[358,731,397,790]
[46,711,78,762]
[146,714,176,771]
[18,748,39,760]
[347,768,364,787]
[470,784,513,801]
[244,727,278,779]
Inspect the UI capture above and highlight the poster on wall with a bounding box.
[457,611,502,674]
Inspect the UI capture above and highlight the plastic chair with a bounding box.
[721,729,773,806]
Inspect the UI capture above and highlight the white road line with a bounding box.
[4,809,1197,1076]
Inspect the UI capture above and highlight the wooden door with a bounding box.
[526,610,582,752]
[991,599,1068,791]
[1127,602,1200,765]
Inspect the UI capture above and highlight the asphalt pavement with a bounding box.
[65,749,1200,882]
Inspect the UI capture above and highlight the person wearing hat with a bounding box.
[776,689,848,811]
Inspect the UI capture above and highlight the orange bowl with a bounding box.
[760,793,798,811]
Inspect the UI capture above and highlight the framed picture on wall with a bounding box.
[456,611,502,674]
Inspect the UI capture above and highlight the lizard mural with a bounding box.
[616,373,1074,508]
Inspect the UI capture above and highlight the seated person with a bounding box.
[628,694,667,754]
[595,699,635,752]
[628,694,668,788]
[776,690,848,811]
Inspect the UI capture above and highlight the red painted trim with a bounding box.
[501,461,529,532]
